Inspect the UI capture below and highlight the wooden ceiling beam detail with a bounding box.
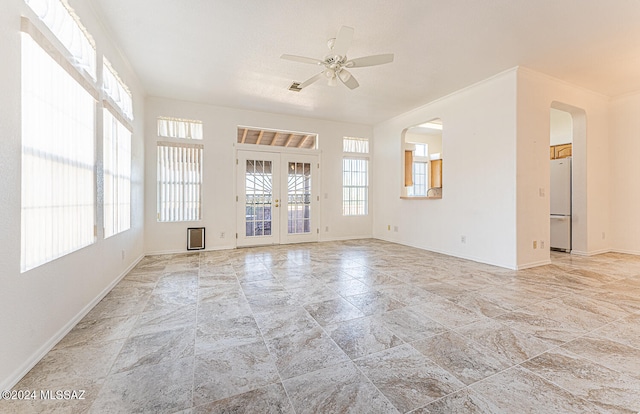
[236,128,315,149]
[284,134,294,147]
[297,135,309,148]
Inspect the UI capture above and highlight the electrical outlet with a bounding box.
[540,240,545,249]
[533,240,537,249]
[220,232,225,238]
[461,235,466,244]
[602,232,605,239]
[539,188,545,197]
[121,250,125,260]
[325,226,329,232]
[394,226,398,232]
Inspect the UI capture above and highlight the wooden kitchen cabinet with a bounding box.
[555,144,572,159]
[404,150,413,186]
[430,159,442,188]
[550,143,572,159]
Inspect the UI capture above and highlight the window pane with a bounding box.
[157,143,203,222]
[244,159,273,237]
[25,0,96,79]
[158,117,203,140]
[287,162,312,234]
[414,143,428,157]
[103,58,133,120]
[21,33,95,272]
[342,158,368,216]
[343,137,369,153]
[408,162,427,196]
[104,110,131,237]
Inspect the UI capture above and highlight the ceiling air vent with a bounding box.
[288,82,302,92]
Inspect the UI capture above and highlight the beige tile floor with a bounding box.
[5,239,640,413]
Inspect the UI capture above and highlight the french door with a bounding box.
[236,150,318,247]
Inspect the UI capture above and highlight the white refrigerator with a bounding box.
[550,158,571,251]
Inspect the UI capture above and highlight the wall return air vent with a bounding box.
[187,227,205,250]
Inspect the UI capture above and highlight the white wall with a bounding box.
[516,67,611,266]
[0,0,145,389]
[373,69,519,269]
[144,97,373,254]
[610,92,640,254]
[550,107,573,145]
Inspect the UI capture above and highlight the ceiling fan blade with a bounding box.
[298,71,325,89]
[338,69,359,89]
[280,54,323,65]
[346,54,394,68]
[331,26,354,57]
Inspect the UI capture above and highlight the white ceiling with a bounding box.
[87,0,640,125]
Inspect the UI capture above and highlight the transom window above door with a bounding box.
[237,127,317,149]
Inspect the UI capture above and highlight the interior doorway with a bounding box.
[549,108,573,252]
[549,102,586,254]
[236,150,319,247]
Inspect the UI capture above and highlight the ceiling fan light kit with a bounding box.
[281,26,394,91]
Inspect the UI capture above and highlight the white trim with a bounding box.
[611,248,640,256]
[1,254,144,391]
[319,235,374,242]
[570,248,611,257]
[516,259,553,270]
[103,100,133,133]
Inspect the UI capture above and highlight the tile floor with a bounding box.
[5,239,640,413]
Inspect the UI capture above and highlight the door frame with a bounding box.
[235,145,321,247]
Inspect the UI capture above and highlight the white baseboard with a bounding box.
[373,236,518,270]
[1,254,144,391]
[571,248,611,257]
[611,248,640,256]
[516,259,552,270]
[319,235,373,242]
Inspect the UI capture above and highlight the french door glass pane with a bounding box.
[245,160,272,237]
[287,162,311,234]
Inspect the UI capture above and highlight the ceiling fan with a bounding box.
[281,26,394,91]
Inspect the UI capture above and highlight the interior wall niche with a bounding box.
[401,118,443,199]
